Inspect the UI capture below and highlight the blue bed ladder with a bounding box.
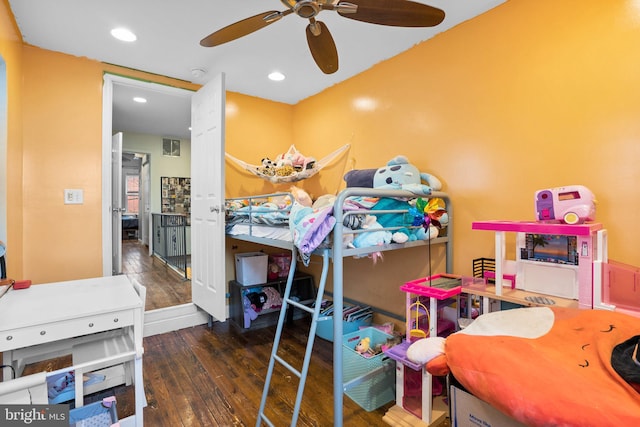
[256,247,330,427]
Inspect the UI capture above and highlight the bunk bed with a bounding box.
[225,187,452,426]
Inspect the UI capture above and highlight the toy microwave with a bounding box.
[535,185,596,224]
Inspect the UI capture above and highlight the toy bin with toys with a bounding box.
[342,327,396,411]
[315,302,373,342]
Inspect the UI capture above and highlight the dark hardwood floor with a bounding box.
[23,240,399,426]
[122,239,191,310]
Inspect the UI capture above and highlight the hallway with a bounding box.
[122,240,191,310]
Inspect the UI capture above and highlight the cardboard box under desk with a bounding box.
[450,384,526,426]
[235,252,268,285]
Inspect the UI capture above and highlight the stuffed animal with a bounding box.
[352,215,392,248]
[259,158,276,176]
[242,295,258,328]
[407,307,640,426]
[290,185,313,208]
[275,147,316,173]
[343,155,442,196]
[372,197,440,243]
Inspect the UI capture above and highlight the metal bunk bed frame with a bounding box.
[227,188,452,426]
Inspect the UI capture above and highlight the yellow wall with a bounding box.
[3,0,640,317]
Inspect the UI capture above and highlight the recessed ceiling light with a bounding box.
[133,97,147,103]
[268,71,285,81]
[111,27,137,42]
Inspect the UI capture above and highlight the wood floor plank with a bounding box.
[19,240,410,426]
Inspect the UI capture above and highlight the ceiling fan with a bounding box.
[200,0,445,74]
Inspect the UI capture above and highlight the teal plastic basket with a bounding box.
[342,327,395,411]
[315,315,372,342]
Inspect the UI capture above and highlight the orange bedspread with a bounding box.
[439,307,640,426]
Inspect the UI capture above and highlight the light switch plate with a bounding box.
[64,189,84,205]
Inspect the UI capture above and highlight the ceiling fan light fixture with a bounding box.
[268,71,286,81]
[111,27,137,42]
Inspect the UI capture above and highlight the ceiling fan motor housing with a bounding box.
[294,1,321,19]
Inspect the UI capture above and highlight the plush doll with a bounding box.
[343,155,442,196]
[355,336,371,355]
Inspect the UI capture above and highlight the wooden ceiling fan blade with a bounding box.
[306,21,339,74]
[337,0,445,27]
[200,11,284,47]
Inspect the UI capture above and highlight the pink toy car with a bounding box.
[535,185,596,225]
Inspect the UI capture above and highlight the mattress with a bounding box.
[227,224,293,242]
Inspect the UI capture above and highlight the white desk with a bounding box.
[0,275,144,427]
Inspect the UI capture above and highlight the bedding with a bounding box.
[225,191,447,265]
[416,307,640,426]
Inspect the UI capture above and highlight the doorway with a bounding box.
[102,74,208,332]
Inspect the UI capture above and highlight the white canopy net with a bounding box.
[226,144,350,184]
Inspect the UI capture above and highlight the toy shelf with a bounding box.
[471,220,606,311]
[400,275,462,300]
[471,220,603,236]
[381,274,459,426]
[460,284,579,309]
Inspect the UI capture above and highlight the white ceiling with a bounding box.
[8,0,504,140]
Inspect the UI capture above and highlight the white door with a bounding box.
[190,74,226,321]
[111,132,123,274]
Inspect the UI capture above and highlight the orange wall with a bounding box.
[4,1,640,316]
[0,0,23,279]
[1,19,289,282]
[21,48,104,281]
[292,0,640,292]
[224,93,294,197]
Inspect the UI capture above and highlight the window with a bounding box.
[126,174,140,214]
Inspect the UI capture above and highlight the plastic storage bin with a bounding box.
[342,327,395,411]
[68,396,118,426]
[235,252,268,285]
[315,315,372,342]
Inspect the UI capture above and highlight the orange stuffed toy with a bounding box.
[408,306,640,426]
